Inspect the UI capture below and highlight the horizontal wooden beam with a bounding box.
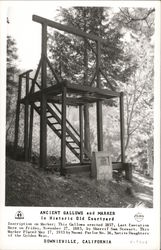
[33,15,115,52]
[48,96,105,105]
[48,97,84,105]
[20,69,33,77]
[33,15,100,41]
[21,94,116,106]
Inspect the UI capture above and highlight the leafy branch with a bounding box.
[119,8,155,24]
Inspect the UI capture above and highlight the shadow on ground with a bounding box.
[5,157,153,208]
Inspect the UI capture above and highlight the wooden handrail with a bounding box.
[20,69,33,77]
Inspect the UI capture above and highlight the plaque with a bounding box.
[91,151,112,180]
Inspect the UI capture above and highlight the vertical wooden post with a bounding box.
[24,72,29,161]
[28,105,34,161]
[14,75,22,159]
[120,92,125,163]
[28,80,35,161]
[40,23,47,169]
[28,106,34,161]
[79,105,83,164]
[61,85,67,175]
[83,37,91,156]
[96,40,101,88]
[96,40,103,151]
[96,101,103,151]
[84,104,91,155]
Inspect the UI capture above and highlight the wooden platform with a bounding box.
[21,81,121,106]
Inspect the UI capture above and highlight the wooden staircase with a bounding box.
[33,101,91,162]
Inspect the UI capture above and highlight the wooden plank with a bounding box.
[24,72,29,161]
[120,92,125,163]
[40,23,47,169]
[14,76,22,158]
[47,94,115,105]
[48,96,85,105]
[61,86,67,175]
[79,105,83,163]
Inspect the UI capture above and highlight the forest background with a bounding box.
[6,6,154,170]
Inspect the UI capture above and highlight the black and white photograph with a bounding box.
[0,1,160,250]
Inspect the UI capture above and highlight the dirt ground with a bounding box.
[5,157,153,208]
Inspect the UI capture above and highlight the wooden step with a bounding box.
[33,102,91,160]
[47,115,54,118]
[50,122,59,125]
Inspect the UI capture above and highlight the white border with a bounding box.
[0,1,160,250]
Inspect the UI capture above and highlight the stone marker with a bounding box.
[91,151,112,181]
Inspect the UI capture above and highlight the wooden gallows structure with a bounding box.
[14,15,132,180]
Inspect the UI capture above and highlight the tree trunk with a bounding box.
[116,132,130,162]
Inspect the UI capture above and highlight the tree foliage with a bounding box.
[114,8,155,37]
[6,8,154,170]
[112,8,154,165]
[48,7,129,89]
[46,7,154,166]
[7,35,19,81]
[6,36,19,141]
